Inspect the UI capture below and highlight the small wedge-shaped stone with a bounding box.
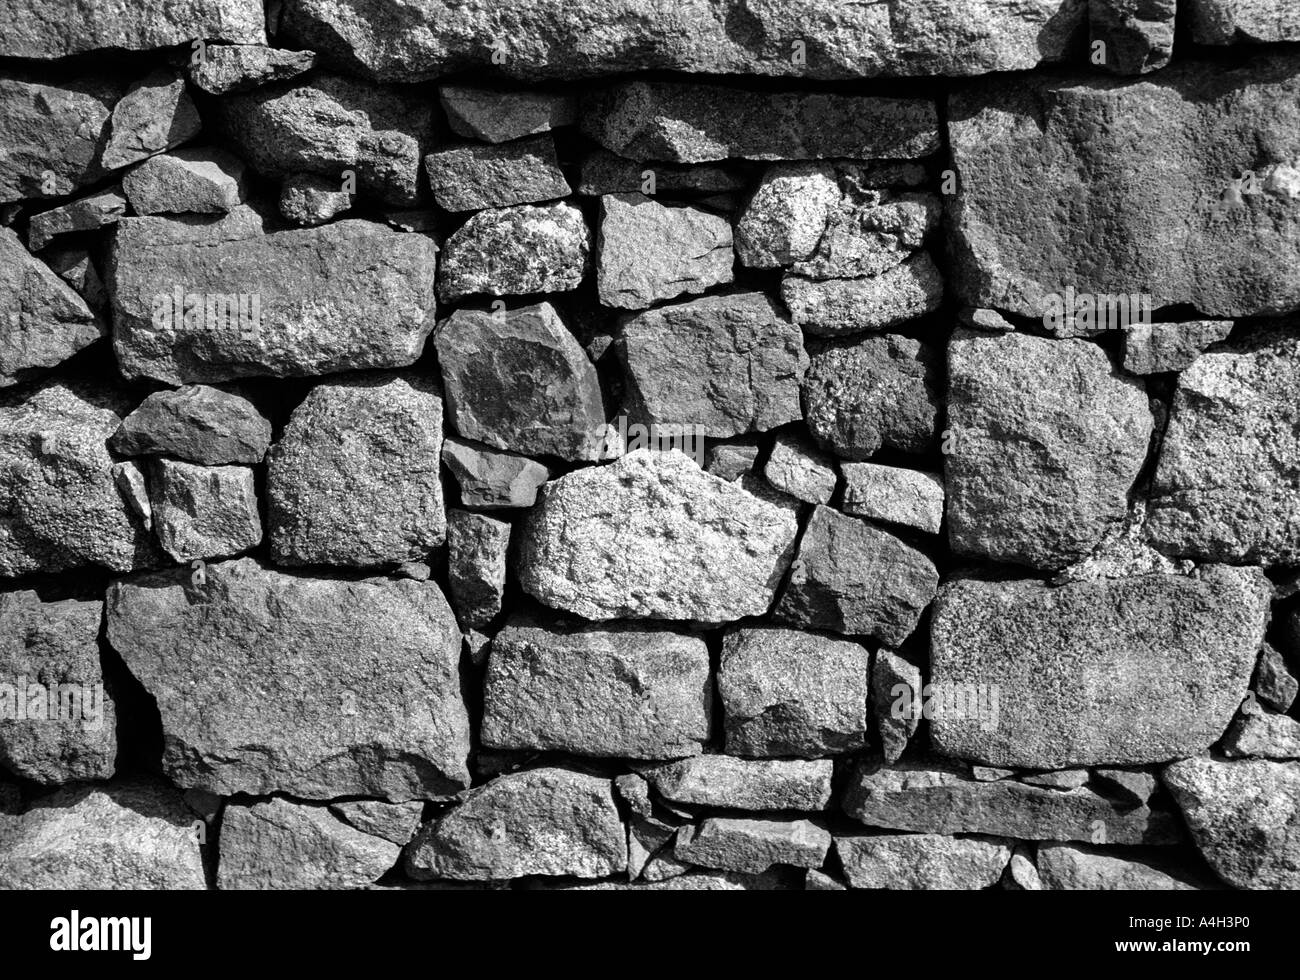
[842,463,945,534]
[439,85,575,142]
[150,459,262,562]
[329,800,424,845]
[764,432,836,505]
[437,202,588,303]
[425,136,571,212]
[675,817,830,874]
[0,0,265,58]
[446,510,509,629]
[781,252,945,336]
[518,450,798,623]
[645,757,833,812]
[441,438,549,509]
[873,650,922,764]
[106,558,471,800]
[112,384,271,465]
[1121,320,1233,375]
[122,148,246,215]
[1223,707,1300,759]
[190,45,317,95]
[102,71,201,171]
[1038,843,1201,889]
[836,834,1011,889]
[28,187,128,251]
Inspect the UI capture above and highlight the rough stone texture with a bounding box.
[836,834,1011,890]
[1162,757,1300,889]
[441,438,550,509]
[150,458,263,562]
[946,330,1154,571]
[279,172,351,226]
[579,152,744,197]
[112,385,271,465]
[1255,643,1298,713]
[446,510,509,629]
[113,461,151,529]
[482,618,710,759]
[190,46,318,95]
[775,506,939,646]
[1223,707,1300,760]
[106,558,471,801]
[405,768,625,881]
[720,626,870,758]
[440,86,576,142]
[0,227,102,388]
[1090,0,1175,75]
[267,373,446,567]
[1008,845,1042,890]
[645,757,833,812]
[947,56,1300,317]
[435,303,604,461]
[0,780,205,889]
[1188,0,1300,44]
[0,591,115,785]
[675,817,830,874]
[219,798,400,889]
[329,800,425,845]
[438,202,589,303]
[28,187,128,251]
[102,71,202,171]
[1121,320,1233,375]
[519,450,798,623]
[842,463,945,535]
[931,567,1270,768]
[1037,843,1198,889]
[0,0,266,58]
[109,206,438,384]
[764,432,836,505]
[706,439,761,482]
[781,253,945,336]
[617,293,806,438]
[122,148,247,216]
[425,136,571,212]
[873,650,923,765]
[1094,769,1160,806]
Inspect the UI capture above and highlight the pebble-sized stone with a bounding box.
[675,817,831,874]
[960,307,1017,332]
[405,768,625,881]
[106,558,471,800]
[781,252,945,336]
[1009,844,1042,890]
[279,172,352,226]
[734,164,841,267]
[1037,842,1198,889]
[425,136,571,212]
[841,463,945,535]
[27,187,128,251]
[150,458,262,562]
[190,45,318,95]
[437,202,588,303]
[267,373,446,567]
[1093,769,1159,806]
[329,800,425,846]
[441,437,550,509]
[446,510,509,629]
[1089,0,1175,75]
[112,384,271,465]
[645,757,833,812]
[596,193,733,309]
[764,432,837,505]
[44,246,107,313]
[112,461,151,529]
[440,85,576,143]
[615,774,654,819]
[1121,320,1233,374]
[2,0,266,58]
[578,152,745,197]
[1022,770,1090,791]
[122,148,247,215]
[776,506,939,646]
[705,438,760,482]
[806,870,847,890]
[482,618,712,759]
[973,766,1017,782]
[873,649,922,764]
[720,626,870,758]
[1255,643,1298,713]
[836,833,1011,889]
[1223,706,1300,760]
[102,71,201,170]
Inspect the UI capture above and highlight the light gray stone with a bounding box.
[439,85,576,142]
[1188,0,1300,43]
[102,71,201,171]
[425,136,571,212]
[28,187,128,251]
[764,432,836,505]
[675,817,830,874]
[842,463,944,534]
[150,458,262,562]
[329,799,425,845]
[0,0,265,57]
[441,438,550,509]
[1037,842,1200,889]
[437,202,588,303]
[278,172,351,226]
[872,649,922,765]
[781,252,945,336]
[836,833,1011,889]
[1121,320,1233,374]
[645,757,833,811]
[446,510,509,629]
[190,45,317,95]
[122,148,247,216]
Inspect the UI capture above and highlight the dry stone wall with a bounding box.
[1,0,1299,891]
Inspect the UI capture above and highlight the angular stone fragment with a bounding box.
[112,385,271,465]
[645,757,832,812]
[435,303,604,461]
[836,833,1011,890]
[190,45,318,95]
[446,510,509,629]
[102,72,201,171]
[106,558,471,800]
[579,152,744,197]
[946,330,1153,571]
[482,619,711,759]
[109,207,437,384]
[406,768,625,881]
[947,57,1300,316]
[0,592,114,785]
[1188,0,1300,43]
[735,164,841,267]
[617,293,805,438]
[802,334,939,460]
[1090,0,1175,75]
[441,438,549,509]
[518,450,798,623]
[1224,708,1300,760]
[219,798,399,890]
[842,463,945,535]
[806,870,847,890]
[781,252,945,336]
[329,800,425,845]
[0,228,102,388]
[113,461,151,529]
[873,650,922,764]
[960,307,1016,332]
[720,626,870,757]
[675,817,830,874]
[279,172,351,226]
[776,506,939,645]
[763,432,836,505]
[425,136,571,212]
[28,187,128,251]
[1037,843,1199,889]
[844,759,1180,844]
[150,459,262,562]
[596,194,732,309]
[931,567,1270,768]
[437,202,588,303]
[440,86,575,142]
[1094,769,1159,805]
[705,439,760,482]
[792,189,939,281]
[122,148,247,216]
[1255,643,1298,713]
[1162,757,1300,888]
[45,247,107,314]
[268,373,445,567]
[0,780,205,889]
[1,0,266,58]
[1121,320,1233,374]
[973,766,1017,782]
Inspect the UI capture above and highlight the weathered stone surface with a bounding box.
[1023,770,1090,790]
[1037,843,1199,889]
[437,202,588,303]
[1255,643,1298,713]
[763,432,836,505]
[435,303,604,461]
[426,136,571,212]
[596,194,732,309]
[617,293,805,438]
[150,459,262,562]
[675,817,830,874]
[113,461,151,529]
[806,869,847,890]
[802,334,939,460]
[45,247,107,314]
[1094,769,1159,806]
[482,618,711,759]
[946,330,1153,571]
[550,869,792,891]
[948,57,1300,317]
[1162,757,1300,888]
[190,45,318,95]
[873,649,922,765]
[109,207,438,384]
[440,85,575,142]
[645,757,832,812]
[106,558,471,800]
[734,164,840,267]
[837,833,1011,889]
[28,187,128,251]
[216,74,432,206]
[0,0,266,58]
[279,172,351,226]
[122,148,247,216]
[844,759,1180,844]
[720,626,870,757]
[842,463,945,535]
[1224,707,1300,759]
[329,799,424,845]
[1188,0,1300,43]
[268,373,446,567]
[579,152,744,197]
[0,382,157,576]
[112,384,271,465]
[219,798,399,890]
[446,510,509,629]
[960,307,1016,332]
[0,780,205,889]
[518,450,798,623]
[0,592,114,785]
[1090,0,1175,75]
[706,439,761,482]
[441,438,550,509]
[1121,320,1234,374]
[0,227,102,388]
[406,767,625,881]
[1147,329,1300,566]
[781,253,945,336]
[102,71,201,171]
[776,506,939,645]
[931,567,1270,768]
